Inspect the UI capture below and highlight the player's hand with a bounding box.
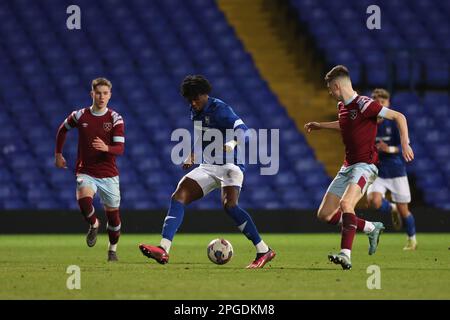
[55,153,67,169]
[182,153,194,170]
[224,140,237,153]
[402,144,414,162]
[376,140,389,152]
[182,162,194,170]
[92,137,109,152]
[304,122,321,133]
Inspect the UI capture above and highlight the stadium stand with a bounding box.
[289,0,449,89]
[0,0,330,210]
[1,0,448,210]
[288,0,450,209]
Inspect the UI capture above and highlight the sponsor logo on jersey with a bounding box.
[103,122,112,131]
[82,123,88,127]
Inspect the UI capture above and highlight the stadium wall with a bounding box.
[0,208,449,234]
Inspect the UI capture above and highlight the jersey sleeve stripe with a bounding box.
[70,111,78,123]
[113,136,125,143]
[111,111,122,123]
[113,120,124,127]
[233,119,244,129]
[360,101,372,113]
[377,107,388,118]
[75,109,85,121]
[64,119,73,130]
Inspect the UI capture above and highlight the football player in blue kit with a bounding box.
[139,75,276,268]
[367,89,417,250]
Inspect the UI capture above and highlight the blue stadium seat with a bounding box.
[3,0,446,210]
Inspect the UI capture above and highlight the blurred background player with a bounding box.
[305,65,414,270]
[367,88,418,250]
[55,78,125,261]
[139,75,275,268]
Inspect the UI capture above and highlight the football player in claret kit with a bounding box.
[305,65,414,270]
[367,88,418,250]
[139,75,276,268]
[55,78,125,262]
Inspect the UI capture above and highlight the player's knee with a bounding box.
[222,198,238,212]
[171,190,190,205]
[397,204,410,217]
[367,195,381,209]
[316,209,331,222]
[339,199,353,213]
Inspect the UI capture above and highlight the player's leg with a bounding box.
[217,163,275,268]
[368,179,402,230]
[159,176,205,252]
[317,192,341,223]
[320,175,377,233]
[221,186,275,268]
[96,176,121,261]
[328,164,384,269]
[396,203,417,250]
[139,166,218,264]
[329,183,368,269]
[391,176,417,250]
[367,191,383,210]
[76,175,99,247]
[337,183,364,264]
[104,205,120,261]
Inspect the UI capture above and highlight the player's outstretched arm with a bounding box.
[304,121,340,133]
[380,109,414,162]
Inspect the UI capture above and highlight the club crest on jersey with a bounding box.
[204,116,210,126]
[349,109,358,120]
[103,122,112,132]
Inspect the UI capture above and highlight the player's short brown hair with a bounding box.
[91,77,112,91]
[371,88,390,100]
[324,65,350,83]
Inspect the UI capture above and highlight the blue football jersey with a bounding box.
[376,118,407,178]
[190,97,248,171]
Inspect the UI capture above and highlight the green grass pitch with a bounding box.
[0,233,449,299]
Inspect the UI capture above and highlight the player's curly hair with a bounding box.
[180,75,212,100]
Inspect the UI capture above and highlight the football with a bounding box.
[207,238,233,265]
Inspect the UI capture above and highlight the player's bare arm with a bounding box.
[304,121,340,132]
[380,109,414,162]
